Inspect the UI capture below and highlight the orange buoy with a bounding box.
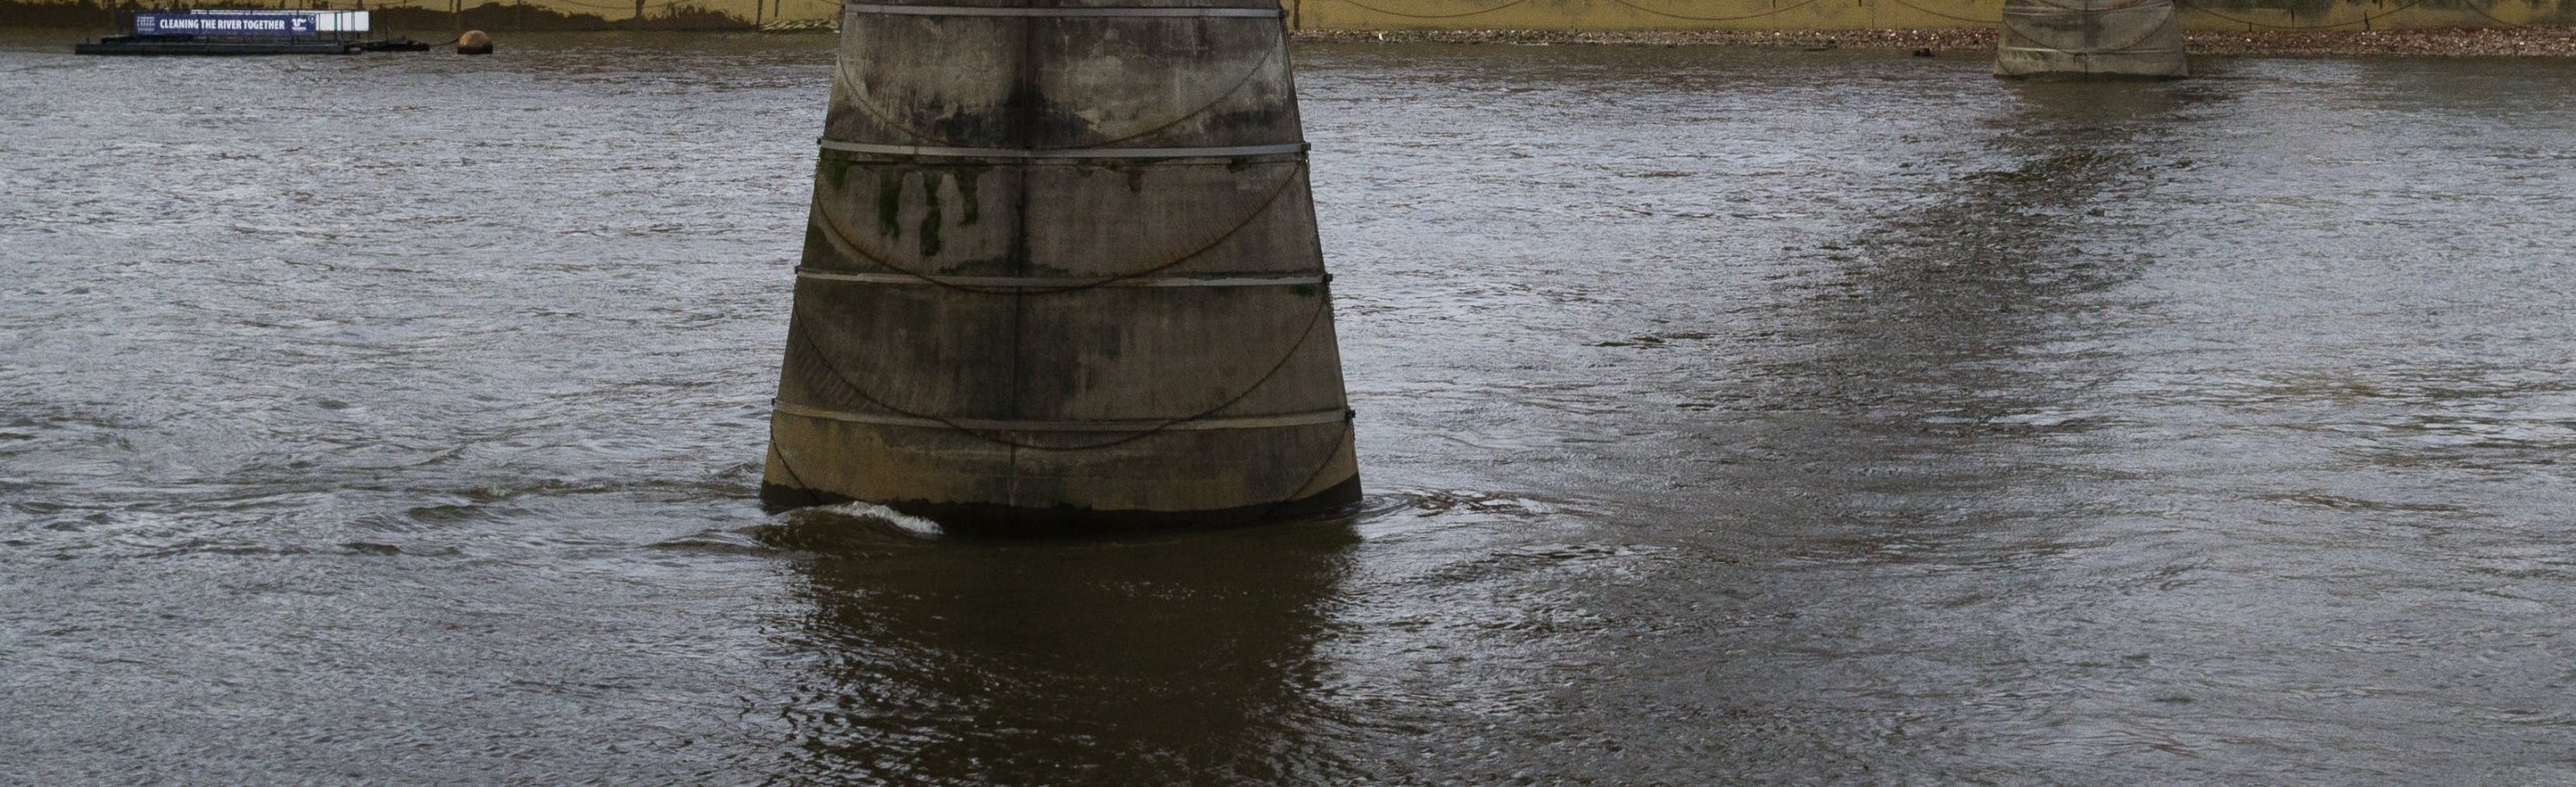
[457,29,492,55]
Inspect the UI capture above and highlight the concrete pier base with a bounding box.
[1996,0,2188,80]
[762,0,1360,535]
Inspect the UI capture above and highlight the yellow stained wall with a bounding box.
[313,0,2576,31]
[1284,0,2574,31]
[337,0,839,26]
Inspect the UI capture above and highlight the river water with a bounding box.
[5,31,2576,784]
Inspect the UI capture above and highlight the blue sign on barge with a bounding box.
[75,10,425,56]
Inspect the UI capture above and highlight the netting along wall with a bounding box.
[1279,0,2573,31]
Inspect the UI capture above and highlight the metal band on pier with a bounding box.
[796,269,1325,290]
[818,139,1309,160]
[774,402,1350,433]
[844,3,1284,16]
[767,0,1361,528]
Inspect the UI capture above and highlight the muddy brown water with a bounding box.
[5,31,2576,784]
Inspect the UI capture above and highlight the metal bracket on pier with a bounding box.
[796,269,1329,289]
[818,139,1309,160]
[773,402,1350,433]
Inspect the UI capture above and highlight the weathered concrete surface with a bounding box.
[764,0,1360,534]
[1996,0,2187,79]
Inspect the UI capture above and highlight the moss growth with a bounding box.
[876,173,903,240]
[820,154,858,192]
[951,168,982,227]
[800,223,828,259]
[919,177,945,259]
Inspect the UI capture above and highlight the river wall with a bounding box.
[1286,0,2573,32]
[6,0,2573,31]
[0,0,802,31]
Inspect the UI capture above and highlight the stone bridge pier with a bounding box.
[1996,0,2189,79]
[762,0,1362,535]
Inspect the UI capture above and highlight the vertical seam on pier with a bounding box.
[1003,9,1038,507]
[1273,10,1300,128]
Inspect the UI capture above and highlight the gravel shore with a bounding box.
[1291,25,2576,57]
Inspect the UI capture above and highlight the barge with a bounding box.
[75,10,422,56]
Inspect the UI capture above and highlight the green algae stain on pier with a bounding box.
[919,176,945,259]
[820,154,860,192]
[877,174,904,240]
[952,168,983,227]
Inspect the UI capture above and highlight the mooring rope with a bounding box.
[766,441,815,491]
[1321,0,1540,20]
[765,400,1357,521]
[829,38,1279,151]
[1599,0,1834,23]
[1253,418,1358,522]
[2170,0,2429,29]
[802,161,1309,296]
[2011,0,2169,15]
[2001,10,2180,54]
[1892,0,2173,29]
[1884,0,2002,25]
[783,288,1337,452]
[1077,46,1284,150]
[1320,0,2528,31]
[2455,0,2532,27]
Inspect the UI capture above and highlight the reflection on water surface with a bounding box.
[4,32,2576,784]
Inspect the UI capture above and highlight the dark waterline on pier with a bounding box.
[5,33,2576,784]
